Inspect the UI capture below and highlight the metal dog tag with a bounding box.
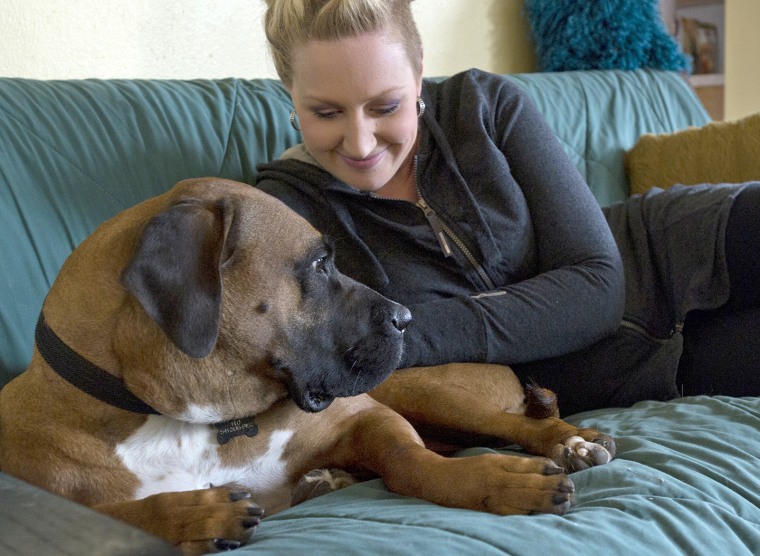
[214,416,259,444]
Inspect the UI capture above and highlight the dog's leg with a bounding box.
[94,487,262,555]
[369,363,615,472]
[329,399,575,515]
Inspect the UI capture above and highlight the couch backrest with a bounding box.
[504,70,709,204]
[0,70,709,383]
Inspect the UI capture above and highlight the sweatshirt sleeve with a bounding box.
[400,74,625,368]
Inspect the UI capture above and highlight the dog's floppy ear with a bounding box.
[121,198,233,358]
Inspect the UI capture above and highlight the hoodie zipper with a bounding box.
[412,158,495,290]
[416,194,453,257]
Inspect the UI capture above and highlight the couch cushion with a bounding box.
[0,78,299,379]
[505,70,710,206]
[625,112,760,195]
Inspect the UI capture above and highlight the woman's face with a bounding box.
[289,31,422,196]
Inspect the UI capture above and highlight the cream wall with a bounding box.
[2,0,757,119]
[0,0,536,80]
[724,0,760,121]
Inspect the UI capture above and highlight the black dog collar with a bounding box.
[35,312,159,414]
[34,312,258,444]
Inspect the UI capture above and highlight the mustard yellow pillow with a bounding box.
[625,112,760,196]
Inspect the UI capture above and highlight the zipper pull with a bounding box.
[417,197,453,258]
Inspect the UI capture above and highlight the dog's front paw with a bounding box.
[291,468,358,506]
[551,434,615,472]
[156,488,262,555]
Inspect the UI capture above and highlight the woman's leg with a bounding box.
[721,183,760,309]
[678,183,760,396]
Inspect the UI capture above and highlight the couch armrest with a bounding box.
[0,472,180,555]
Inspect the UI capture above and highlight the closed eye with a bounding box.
[314,110,339,120]
[375,104,400,116]
[312,103,400,120]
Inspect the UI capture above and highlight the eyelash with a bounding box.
[376,104,400,116]
[313,104,400,120]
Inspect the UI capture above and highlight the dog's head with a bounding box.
[111,178,410,418]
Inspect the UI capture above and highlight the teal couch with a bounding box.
[1,70,759,554]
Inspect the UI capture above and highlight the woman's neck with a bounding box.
[373,150,419,202]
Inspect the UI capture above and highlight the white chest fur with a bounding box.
[115,415,294,513]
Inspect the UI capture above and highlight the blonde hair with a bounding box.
[264,0,422,87]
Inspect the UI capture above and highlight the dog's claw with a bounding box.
[242,517,261,529]
[552,435,614,473]
[542,460,565,475]
[558,477,575,493]
[594,435,617,458]
[214,538,242,551]
[550,477,575,512]
[220,489,262,544]
[248,506,265,517]
[229,491,252,501]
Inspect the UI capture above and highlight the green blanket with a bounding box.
[244,396,760,555]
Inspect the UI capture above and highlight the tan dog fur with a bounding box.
[0,178,614,554]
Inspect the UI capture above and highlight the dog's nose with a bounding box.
[391,305,412,333]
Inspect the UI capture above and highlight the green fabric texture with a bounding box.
[245,396,760,555]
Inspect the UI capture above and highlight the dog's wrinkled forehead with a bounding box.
[232,191,324,261]
[175,180,324,258]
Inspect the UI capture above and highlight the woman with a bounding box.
[256,0,759,414]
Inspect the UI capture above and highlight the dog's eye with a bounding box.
[313,256,328,274]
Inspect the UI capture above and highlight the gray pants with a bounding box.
[515,182,759,414]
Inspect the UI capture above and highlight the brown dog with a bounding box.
[0,178,614,554]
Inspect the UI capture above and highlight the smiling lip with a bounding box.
[339,150,385,171]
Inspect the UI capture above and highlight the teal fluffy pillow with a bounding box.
[525,0,690,72]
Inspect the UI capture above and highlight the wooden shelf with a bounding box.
[662,0,725,119]
[677,0,723,7]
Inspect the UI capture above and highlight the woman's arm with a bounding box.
[400,73,624,368]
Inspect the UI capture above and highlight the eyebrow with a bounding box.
[301,86,406,106]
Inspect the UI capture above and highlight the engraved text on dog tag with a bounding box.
[215,416,259,444]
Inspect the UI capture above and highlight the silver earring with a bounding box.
[290,109,300,131]
[416,97,425,119]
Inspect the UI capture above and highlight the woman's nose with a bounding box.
[342,113,377,159]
